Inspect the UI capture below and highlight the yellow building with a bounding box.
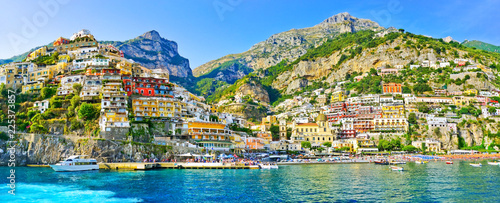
[132,97,184,120]
[29,67,54,82]
[230,134,246,153]
[48,61,70,75]
[464,89,478,96]
[26,47,48,61]
[0,62,32,89]
[331,89,347,103]
[291,114,335,145]
[188,121,233,152]
[210,105,218,113]
[116,61,133,75]
[373,118,408,133]
[452,96,477,107]
[382,104,405,118]
[261,115,277,125]
[22,81,45,94]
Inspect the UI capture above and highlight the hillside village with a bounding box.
[1,25,500,164]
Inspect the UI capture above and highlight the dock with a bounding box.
[27,164,50,168]
[98,162,259,170]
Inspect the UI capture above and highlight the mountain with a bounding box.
[210,29,500,108]
[193,12,383,81]
[462,40,500,54]
[104,30,192,77]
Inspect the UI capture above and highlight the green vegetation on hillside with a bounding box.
[463,40,500,54]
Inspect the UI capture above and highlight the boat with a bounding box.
[374,160,389,165]
[487,161,500,166]
[415,160,428,164]
[389,161,407,165]
[469,163,482,167]
[49,155,99,172]
[259,163,278,169]
[446,161,453,164]
[390,166,404,171]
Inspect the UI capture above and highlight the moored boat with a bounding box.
[50,155,99,172]
[259,163,279,169]
[487,161,500,166]
[469,163,482,167]
[374,160,389,165]
[446,161,453,164]
[390,161,407,165]
[415,160,428,164]
[390,166,404,171]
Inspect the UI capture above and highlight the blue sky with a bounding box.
[1,0,499,69]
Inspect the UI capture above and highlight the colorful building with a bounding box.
[331,89,347,103]
[383,83,402,94]
[291,114,335,145]
[188,121,233,152]
[132,97,185,120]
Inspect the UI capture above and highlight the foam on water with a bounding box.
[0,183,142,203]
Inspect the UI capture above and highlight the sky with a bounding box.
[1,0,499,69]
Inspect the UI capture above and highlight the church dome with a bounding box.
[316,113,327,122]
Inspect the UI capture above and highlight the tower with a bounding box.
[279,119,287,141]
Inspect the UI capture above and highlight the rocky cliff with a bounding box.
[0,134,201,166]
[108,30,192,77]
[193,12,382,80]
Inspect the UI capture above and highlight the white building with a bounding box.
[57,75,84,96]
[427,115,447,127]
[33,99,49,113]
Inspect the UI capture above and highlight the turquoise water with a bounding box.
[1,161,500,202]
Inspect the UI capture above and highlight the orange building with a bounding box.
[255,131,272,142]
[245,137,265,150]
[53,37,69,46]
[383,83,402,94]
[188,121,233,152]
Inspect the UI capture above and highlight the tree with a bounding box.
[209,115,219,122]
[402,86,412,94]
[421,143,427,153]
[402,145,418,152]
[408,113,417,124]
[434,128,442,138]
[270,125,280,139]
[71,95,81,108]
[78,102,99,120]
[398,28,405,33]
[417,102,430,113]
[30,114,48,134]
[323,142,332,148]
[488,107,496,114]
[301,141,311,149]
[73,83,82,95]
[370,68,378,76]
[40,87,55,99]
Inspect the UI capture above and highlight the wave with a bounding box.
[0,183,142,202]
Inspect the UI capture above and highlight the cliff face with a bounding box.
[109,30,192,77]
[0,134,200,166]
[193,12,382,80]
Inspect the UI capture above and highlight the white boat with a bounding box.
[259,163,279,169]
[390,161,407,165]
[487,162,500,166]
[50,155,99,172]
[415,160,428,164]
[390,166,404,171]
[470,163,482,167]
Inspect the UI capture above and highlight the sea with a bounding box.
[1,160,499,202]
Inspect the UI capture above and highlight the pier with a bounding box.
[98,162,259,170]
